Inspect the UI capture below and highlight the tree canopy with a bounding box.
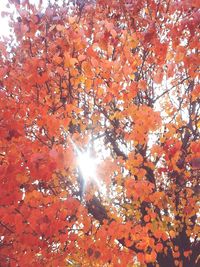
[0,0,199,266]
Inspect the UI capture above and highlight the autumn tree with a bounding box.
[0,0,199,266]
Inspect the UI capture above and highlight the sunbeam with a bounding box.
[68,136,106,194]
[77,151,97,182]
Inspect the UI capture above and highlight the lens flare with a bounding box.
[78,152,97,182]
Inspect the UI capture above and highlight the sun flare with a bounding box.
[77,152,98,182]
[69,136,106,194]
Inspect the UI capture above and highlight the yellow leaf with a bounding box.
[129,74,135,80]
[169,230,176,238]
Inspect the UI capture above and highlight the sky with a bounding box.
[0,1,10,37]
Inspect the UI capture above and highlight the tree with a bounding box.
[0,0,199,266]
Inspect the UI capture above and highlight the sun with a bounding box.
[68,136,105,193]
[77,151,97,182]
[77,151,107,195]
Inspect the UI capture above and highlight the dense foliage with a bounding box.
[0,0,199,266]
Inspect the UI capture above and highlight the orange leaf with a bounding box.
[155,243,163,252]
[144,215,150,222]
[16,173,29,183]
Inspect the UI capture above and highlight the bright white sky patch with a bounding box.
[68,136,106,195]
[0,1,10,38]
[78,151,98,182]
[76,149,107,196]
